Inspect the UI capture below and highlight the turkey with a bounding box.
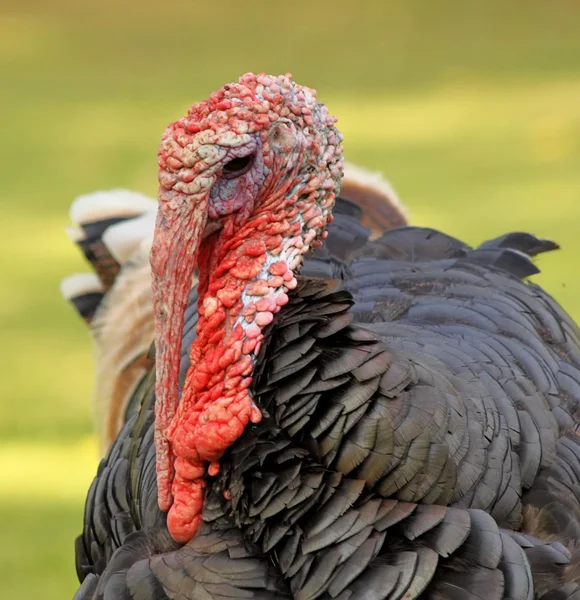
[68,73,580,600]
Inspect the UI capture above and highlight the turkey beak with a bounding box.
[150,193,208,510]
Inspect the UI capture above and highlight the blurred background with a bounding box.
[1,0,580,597]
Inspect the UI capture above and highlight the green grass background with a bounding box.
[1,1,580,597]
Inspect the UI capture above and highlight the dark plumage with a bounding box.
[75,196,580,600]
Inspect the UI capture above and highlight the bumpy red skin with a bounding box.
[151,73,343,543]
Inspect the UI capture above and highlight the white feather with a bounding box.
[102,211,157,264]
[60,273,104,300]
[69,189,157,225]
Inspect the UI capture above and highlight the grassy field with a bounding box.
[1,1,580,597]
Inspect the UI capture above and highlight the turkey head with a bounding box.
[150,73,344,543]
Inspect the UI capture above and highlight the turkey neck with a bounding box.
[163,201,335,542]
[150,73,344,544]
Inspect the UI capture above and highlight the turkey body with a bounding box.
[74,197,580,600]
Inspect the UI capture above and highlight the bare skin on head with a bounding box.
[150,73,344,543]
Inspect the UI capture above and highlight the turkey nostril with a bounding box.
[222,154,255,179]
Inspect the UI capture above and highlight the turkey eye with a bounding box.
[222,154,254,179]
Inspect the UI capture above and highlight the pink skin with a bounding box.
[150,73,344,543]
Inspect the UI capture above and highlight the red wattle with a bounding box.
[166,386,261,542]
